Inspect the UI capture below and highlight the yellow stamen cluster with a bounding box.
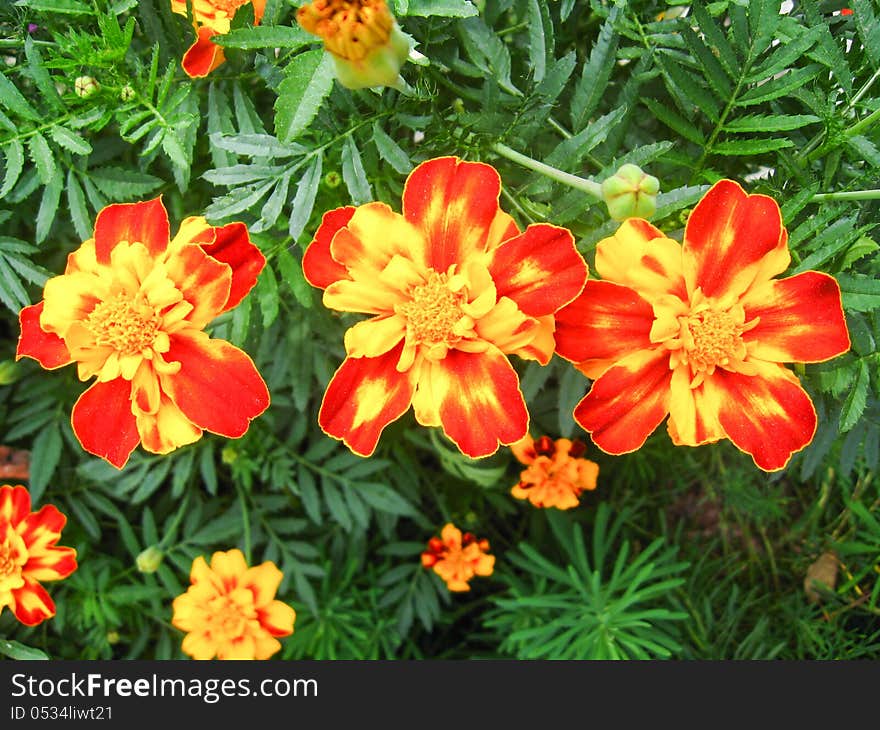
[397,271,466,347]
[207,595,252,641]
[684,308,742,371]
[0,544,17,577]
[85,293,162,356]
[297,0,394,61]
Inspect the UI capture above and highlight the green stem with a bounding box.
[237,484,252,565]
[844,105,880,140]
[812,189,880,202]
[491,142,603,199]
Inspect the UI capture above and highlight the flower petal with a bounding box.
[573,348,672,455]
[210,548,248,587]
[182,25,226,78]
[318,343,416,457]
[0,484,31,525]
[402,157,503,270]
[200,222,266,312]
[11,577,56,626]
[418,346,529,458]
[16,302,72,370]
[487,223,587,317]
[710,362,817,471]
[554,281,655,379]
[257,600,296,637]
[71,378,140,469]
[683,179,789,302]
[23,545,77,582]
[94,198,170,264]
[164,243,232,329]
[241,561,283,608]
[163,332,270,438]
[302,207,356,289]
[595,218,687,302]
[666,366,725,447]
[343,314,406,359]
[741,271,851,363]
[136,392,203,455]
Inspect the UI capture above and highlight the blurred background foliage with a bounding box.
[1,0,880,660]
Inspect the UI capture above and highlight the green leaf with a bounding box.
[837,273,880,312]
[736,65,822,106]
[49,125,93,156]
[14,0,92,13]
[372,122,412,175]
[28,423,63,506]
[678,22,733,99]
[658,53,721,122]
[570,7,619,131]
[0,640,49,660]
[24,36,63,112]
[36,168,63,244]
[341,136,372,205]
[712,138,794,155]
[274,50,334,144]
[277,248,313,309]
[405,0,477,17]
[0,254,29,312]
[840,360,869,432]
[210,132,303,158]
[255,262,279,328]
[642,98,705,145]
[288,155,322,241]
[723,114,820,133]
[215,25,313,49]
[526,0,548,83]
[322,479,352,531]
[745,27,821,83]
[28,132,56,186]
[89,167,164,200]
[852,0,880,69]
[357,482,417,517]
[0,69,40,121]
[546,106,626,169]
[688,2,739,77]
[0,139,24,199]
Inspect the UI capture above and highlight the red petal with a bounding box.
[94,198,170,264]
[24,542,77,583]
[252,0,266,24]
[554,281,655,379]
[487,223,587,317]
[0,484,31,525]
[574,348,672,455]
[742,271,851,363]
[163,332,270,438]
[402,157,503,271]
[424,347,528,458]
[11,577,55,626]
[16,302,72,369]
[683,180,789,301]
[201,222,266,312]
[711,362,817,471]
[71,378,140,468]
[318,343,416,457]
[182,26,226,78]
[165,243,232,329]
[302,207,355,289]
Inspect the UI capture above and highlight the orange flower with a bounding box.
[510,434,599,510]
[302,156,588,458]
[297,0,412,89]
[420,524,494,592]
[16,197,269,469]
[555,180,851,471]
[171,0,266,78]
[172,549,295,660]
[0,485,77,626]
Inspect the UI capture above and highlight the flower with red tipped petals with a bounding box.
[510,434,599,510]
[421,524,494,592]
[0,484,77,626]
[302,156,588,458]
[171,0,266,78]
[172,549,295,660]
[16,197,269,469]
[554,180,851,471]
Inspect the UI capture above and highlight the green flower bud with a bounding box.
[136,545,164,574]
[601,163,660,221]
[74,75,99,99]
[120,84,135,102]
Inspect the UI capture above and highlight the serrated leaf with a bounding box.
[0,70,40,121]
[712,137,794,155]
[341,136,372,205]
[852,0,880,69]
[724,114,820,133]
[14,0,91,13]
[210,132,303,158]
[372,122,411,174]
[658,53,721,122]
[642,98,705,145]
[570,8,619,131]
[66,169,91,240]
[28,423,63,505]
[49,125,92,155]
[89,167,164,200]
[322,479,352,531]
[688,2,739,77]
[678,22,733,99]
[277,248,314,309]
[0,255,29,312]
[0,139,24,198]
[274,50,334,143]
[837,273,880,312]
[745,27,821,83]
[28,132,55,186]
[35,168,62,244]
[357,482,417,516]
[736,65,822,106]
[526,0,548,83]
[24,36,63,112]
[215,24,313,49]
[546,106,626,169]
[252,171,291,232]
[288,155,322,241]
[840,360,869,432]
[405,0,477,17]
[255,260,279,327]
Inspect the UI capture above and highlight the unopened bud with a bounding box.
[601,163,660,221]
[106,631,120,645]
[74,75,99,99]
[221,446,237,465]
[136,545,164,574]
[120,84,135,102]
[323,171,342,189]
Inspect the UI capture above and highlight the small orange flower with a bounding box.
[172,549,295,660]
[171,0,266,78]
[421,524,494,592]
[510,434,599,510]
[0,485,77,626]
[297,0,412,89]
[16,197,269,469]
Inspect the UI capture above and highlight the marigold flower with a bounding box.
[171,0,266,78]
[172,549,296,660]
[296,0,412,89]
[0,484,77,626]
[421,524,494,592]
[510,434,599,510]
[302,156,588,458]
[555,180,851,471]
[16,197,269,469]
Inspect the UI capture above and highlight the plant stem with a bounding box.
[812,189,880,202]
[491,142,603,199]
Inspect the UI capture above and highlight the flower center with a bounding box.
[0,544,17,577]
[207,596,249,641]
[0,531,26,594]
[685,308,743,372]
[208,0,248,15]
[85,293,161,356]
[396,271,466,347]
[297,0,393,60]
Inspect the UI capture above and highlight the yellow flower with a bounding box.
[510,434,599,510]
[172,549,295,660]
[420,524,494,592]
[297,0,412,89]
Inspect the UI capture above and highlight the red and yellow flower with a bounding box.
[555,180,851,471]
[171,0,266,78]
[16,197,269,469]
[421,524,494,592]
[302,156,588,458]
[0,485,77,626]
[297,0,412,89]
[510,434,599,510]
[172,549,295,660]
